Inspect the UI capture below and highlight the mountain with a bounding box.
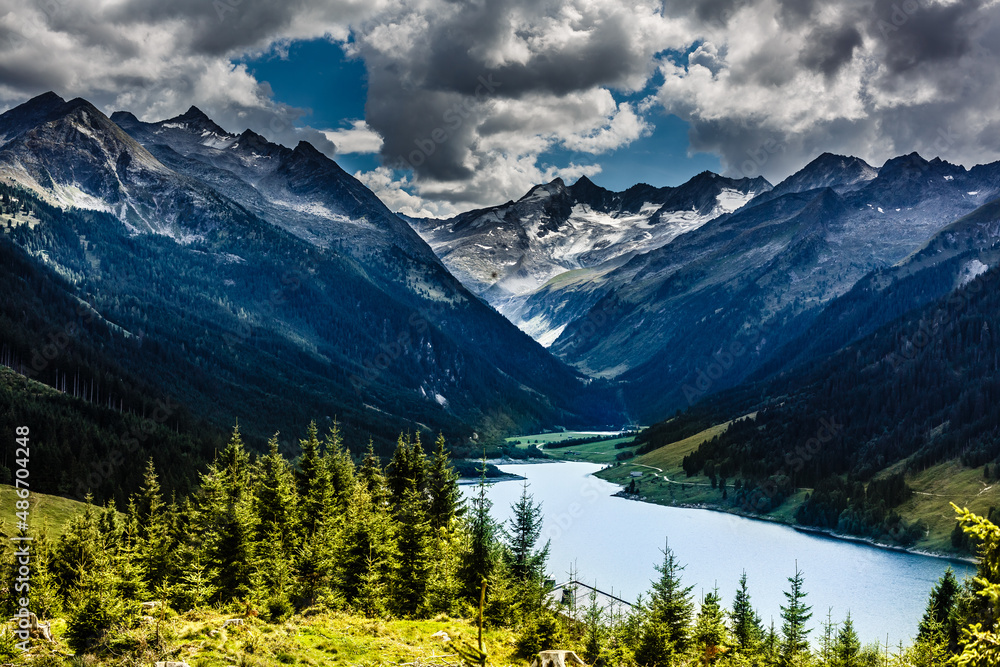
[0,92,611,460]
[408,172,770,345]
[547,153,1000,421]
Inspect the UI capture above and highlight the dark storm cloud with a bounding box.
[869,0,984,74]
[799,23,863,77]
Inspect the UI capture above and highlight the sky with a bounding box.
[0,0,998,218]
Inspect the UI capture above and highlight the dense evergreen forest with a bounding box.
[3,421,1000,666]
[633,260,1000,549]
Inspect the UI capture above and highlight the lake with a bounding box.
[472,461,975,647]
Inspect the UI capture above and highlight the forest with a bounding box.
[2,421,1000,666]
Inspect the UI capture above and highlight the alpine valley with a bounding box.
[5,90,1000,558]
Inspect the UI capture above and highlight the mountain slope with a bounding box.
[0,93,610,452]
[549,153,1000,421]
[408,172,770,345]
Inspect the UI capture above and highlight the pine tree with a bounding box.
[387,433,413,504]
[833,612,862,667]
[427,433,463,530]
[136,459,171,589]
[918,567,959,648]
[325,420,356,507]
[779,565,813,667]
[693,587,728,663]
[297,421,331,537]
[505,480,549,583]
[460,455,501,603]
[199,425,257,602]
[731,571,764,653]
[359,439,391,507]
[647,542,695,651]
[255,434,299,610]
[394,486,431,616]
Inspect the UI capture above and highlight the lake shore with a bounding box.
[609,483,976,566]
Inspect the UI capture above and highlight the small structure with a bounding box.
[547,581,633,623]
[530,650,587,667]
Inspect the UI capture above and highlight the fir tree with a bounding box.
[693,587,728,663]
[779,565,813,667]
[460,455,501,603]
[427,433,463,529]
[917,567,959,648]
[731,571,764,653]
[505,480,549,583]
[394,486,431,616]
[297,421,331,537]
[136,459,171,588]
[255,434,299,609]
[647,542,695,651]
[359,439,391,507]
[325,420,356,507]
[833,613,862,667]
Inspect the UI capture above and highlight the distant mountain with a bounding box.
[0,92,611,454]
[548,152,1000,421]
[408,172,770,345]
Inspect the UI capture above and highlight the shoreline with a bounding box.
[593,466,977,566]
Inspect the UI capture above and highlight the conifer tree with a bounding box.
[779,565,813,667]
[388,433,414,505]
[427,433,463,530]
[255,434,299,610]
[27,531,62,619]
[410,431,427,493]
[833,613,862,667]
[53,496,104,597]
[136,459,171,589]
[394,486,431,616]
[338,479,395,610]
[693,587,728,663]
[359,439,390,507]
[647,542,695,651]
[918,567,959,648]
[325,421,356,507]
[297,421,331,537]
[460,456,501,602]
[731,571,764,653]
[583,587,605,664]
[505,480,549,583]
[199,425,257,602]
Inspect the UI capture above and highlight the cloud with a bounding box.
[323,120,384,154]
[0,0,998,214]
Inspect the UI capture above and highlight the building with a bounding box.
[547,581,633,623]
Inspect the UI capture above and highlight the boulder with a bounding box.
[222,618,244,628]
[529,650,587,667]
[430,630,451,642]
[154,662,190,667]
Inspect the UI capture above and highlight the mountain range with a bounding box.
[5,90,1000,510]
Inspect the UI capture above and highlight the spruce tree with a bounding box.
[693,587,728,663]
[427,433,463,529]
[460,455,501,602]
[136,459,171,589]
[505,480,549,583]
[647,542,695,651]
[731,571,764,653]
[255,434,299,610]
[394,486,431,616]
[387,433,414,505]
[325,420,356,507]
[199,425,257,602]
[359,439,391,507]
[297,421,331,537]
[833,612,862,667]
[338,479,395,610]
[779,565,813,667]
[918,567,959,648]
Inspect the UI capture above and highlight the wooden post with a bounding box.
[478,578,487,666]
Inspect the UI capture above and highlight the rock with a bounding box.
[430,630,451,642]
[141,601,162,610]
[530,650,588,667]
[154,662,190,667]
[141,615,156,625]
[222,618,244,628]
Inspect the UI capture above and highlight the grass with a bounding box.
[25,608,523,667]
[0,483,91,538]
[896,460,1000,554]
[591,420,995,557]
[507,430,639,464]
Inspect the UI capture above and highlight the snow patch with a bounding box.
[960,259,989,286]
